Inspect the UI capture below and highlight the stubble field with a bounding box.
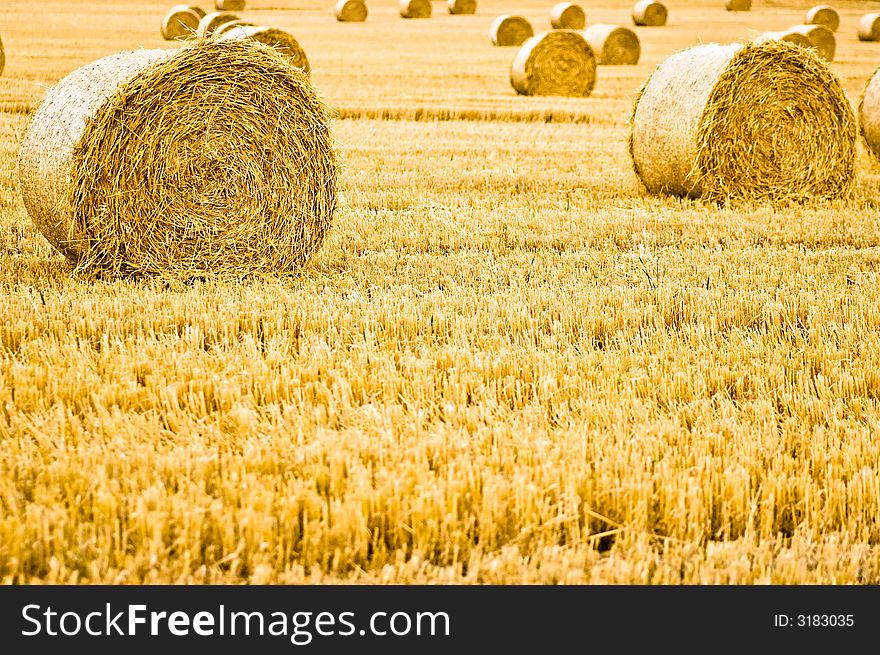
[2,0,880,583]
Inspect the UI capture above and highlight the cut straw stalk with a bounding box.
[489,15,533,46]
[629,41,855,203]
[400,0,431,19]
[583,24,640,65]
[219,26,310,74]
[215,0,245,10]
[336,0,368,22]
[787,24,835,61]
[510,30,596,97]
[632,1,667,27]
[17,40,337,278]
[161,6,201,41]
[550,3,586,30]
[805,5,839,32]
[197,11,240,38]
[725,0,751,11]
[448,0,476,15]
[858,14,880,42]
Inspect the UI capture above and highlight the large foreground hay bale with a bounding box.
[858,14,880,42]
[336,0,368,22]
[859,67,880,161]
[753,30,812,48]
[215,0,245,10]
[17,40,337,277]
[629,41,855,203]
[805,5,839,32]
[632,1,667,27]
[161,6,201,40]
[448,0,476,15]
[489,15,533,46]
[400,0,431,19]
[510,30,596,97]
[197,11,240,38]
[582,24,640,65]
[550,3,586,30]
[219,26,310,75]
[788,23,835,61]
[725,0,751,11]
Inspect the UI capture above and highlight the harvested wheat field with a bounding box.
[3,0,880,586]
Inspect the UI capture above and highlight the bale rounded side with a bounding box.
[550,3,586,30]
[510,30,596,97]
[630,41,855,203]
[219,26,310,75]
[805,5,839,32]
[788,24,835,61]
[858,14,880,42]
[187,5,207,18]
[161,7,201,41]
[489,15,534,46]
[0,35,5,78]
[400,0,431,19]
[197,11,240,38]
[583,24,640,65]
[17,40,337,277]
[725,0,751,11]
[632,1,667,27]
[860,67,880,163]
[448,0,476,15]
[215,0,245,10]
[336,0,368,22]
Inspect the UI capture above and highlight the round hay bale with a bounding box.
[550,3,586,30]
[860,66,880,161]
[510,30,596,97]
[632,1,667,27]
[399,0,431,19]
[17,40,337,278]
[582,24,640,65]
[805,5,839,32]
[629,41,855,203]
[489,15,533,46]
[725,0,751,11]
[858,14,880,42]
[753,31,813,49]
[448,0,476,15]
[197,11,240,38]
[787,24,835,61]
[188,5,207,18]
[161,6,201,40]
[0,35,4,78]
[215,0,245,10]
[219,26,310,75]
[212,19,255,37]
[336,0,368,22]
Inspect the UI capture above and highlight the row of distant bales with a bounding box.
[159,1,880,98]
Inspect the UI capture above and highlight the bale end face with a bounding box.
[583,24,641,65]
[753,31,812,49]
[858,14,880,42]
[632,1,667,27]
[400,0,431,19]
[219,26,311,75]
[510,30,596,97]
[725,0,751,11]
[860,66,880,161]
[489,15,534,46]
[336,0,368,22]
[161,7,201,41]
[789,24,836,61]
[805,5,839,32]
[0,35,5,78]
[448,0,476,15]
[550,3,586,30]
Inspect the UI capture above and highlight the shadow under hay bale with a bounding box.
[219,25,310,75]
[725,0,751,11]
[788,23,835,61]
[17,40,337,278]
[162,6,201,40]
[583,24,640,65]
[400,0,431,19]
[550,3,586,30]
[215,0,245,10]
[336,0,368,22]
[632,1,667,27]
[197,11,240,38]
[490,15,533,46]
[859,67,880,161]
[858,14,880,42]
[629,41,855,203]
[805,5,839,32]
[448,0,476,15]
[510,30,596,97]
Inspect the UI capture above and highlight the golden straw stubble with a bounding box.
[858,14,880,42]
[399,0,431,19]
[632,1,667,27]
[510,30,596,97]
[197,11,240,38]
[582,24,640,65]
[219,26,310,75]
[489,15,533,47]
[161,6,201,41]
[805,5,839,32]
[550,3,586,30]
[17,40,338,277]
[336,0,368,22]
[448,0,476,15]
[629,41,855,203]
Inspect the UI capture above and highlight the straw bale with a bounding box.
[510,30,596,97]
[448,0,476,15]
[582,24,640,65]
[489,15,533,46]
[336,0,368,22]
[161,6,201,41]
[805,5,839,32]
[400,0,431,19]
[858,14,880,42]
[632,1,667,27]
[550,3,586,30]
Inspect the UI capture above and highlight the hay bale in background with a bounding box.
[510,30,596,97]
[860,66,880,161]
[632,1,667,27]
[197,11,240,38]
[753,30,812,48]
[858,14,880,42]
[788,24,835,61]
[212,19,255,37]
[188,5,207,18]
[550,3,586,30]
[219,26,310,74]
[583,24,640,65]
[161,6,201,41]
[17,40,337,277]
[215,0,245,10]
[399,0,431,19]
[805,5,839,32]
[0,35,4,78]
[725,0,751,11]
[629,41,855,203]
[489,15,533,46]
[448,0,476,15]
[336,0,368,22]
